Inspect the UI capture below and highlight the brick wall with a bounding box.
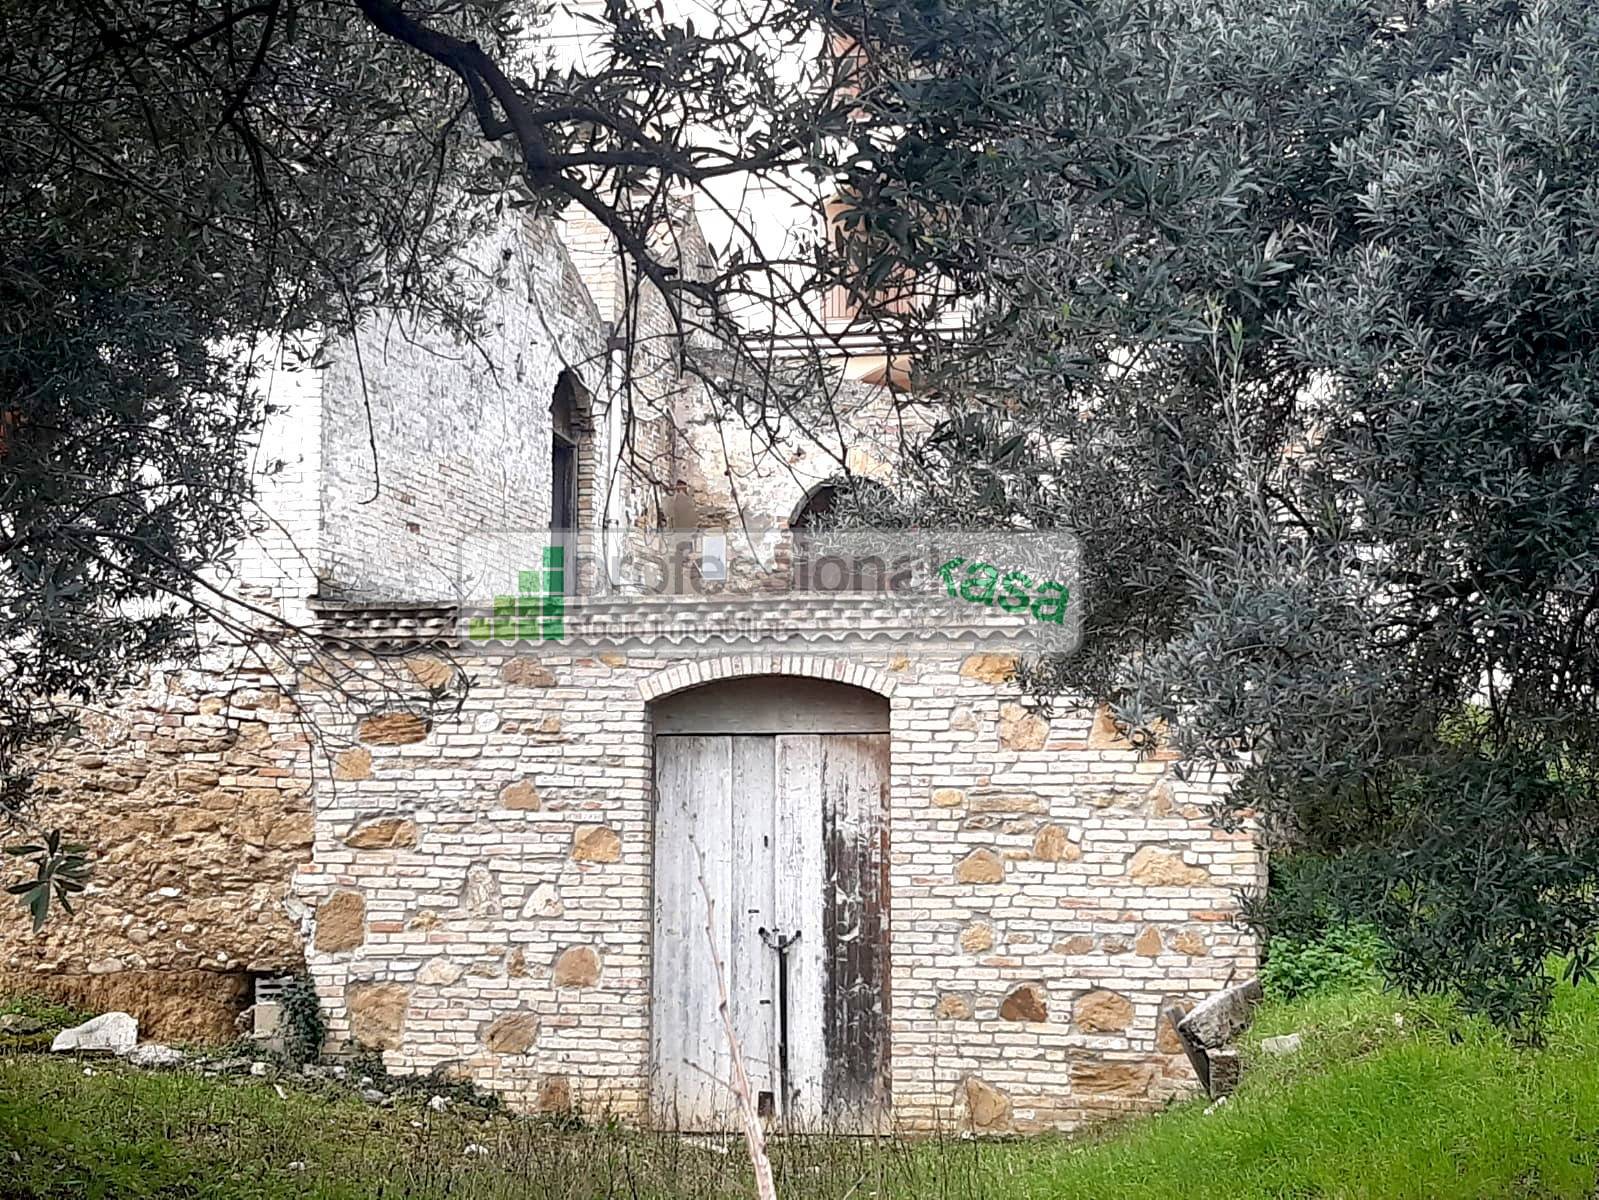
[316,217,609,603]
[227,342,325,626]
[294,608,1260,1132]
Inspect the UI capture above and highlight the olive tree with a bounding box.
[817,0,1599,1026]
[0,0,850,920]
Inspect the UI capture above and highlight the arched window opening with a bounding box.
[791,476,904,594]
[550,371,581,534]
[550,370,592,595]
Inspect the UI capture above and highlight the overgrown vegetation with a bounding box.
[0,994,91,1053]
[1260,924,1386,1002]
[826,0,1599,1028]
[277,973,325,1067]
[4,981,1599,1199]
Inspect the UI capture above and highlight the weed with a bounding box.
[277,973,325,1065]
[0,992,93,1052]
[1261,923,1386,1000]
[2,981,1597,1199]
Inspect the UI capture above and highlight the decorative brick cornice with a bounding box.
[309,592,1047,656]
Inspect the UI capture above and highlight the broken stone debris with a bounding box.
[1260,1032,1303,1056]
[50,1012,138,1054]
[1168,977,1265,1099]
[122,1043,186,1068]
[1178,977,1263,1049]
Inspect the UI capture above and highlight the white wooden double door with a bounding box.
[651,728,890,1131]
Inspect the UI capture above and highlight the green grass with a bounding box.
[2,980,1598,1199]
[992,980,1599,1200]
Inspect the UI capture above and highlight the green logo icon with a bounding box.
[469,545,565,643]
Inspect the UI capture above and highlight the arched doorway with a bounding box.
[650,676,891,1131]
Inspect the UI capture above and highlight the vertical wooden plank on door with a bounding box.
[821,733,892,1128]
[698,733,736,1129]
[729,735,777,1108]
[651,733,693,1128]
[651,734,733,1130]
[774,733,827,1124]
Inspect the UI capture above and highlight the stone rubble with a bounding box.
[1260,1032,1303,1056]
[1178,978,1263,1050]
[50,1012,138,1055]
[1170,978,1266,1099]
[121,1043,186,1068]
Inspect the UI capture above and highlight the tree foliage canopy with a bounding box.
[823,0,1599,1025]
[0,0,511,800]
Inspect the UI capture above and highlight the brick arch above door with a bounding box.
[635,654,898,704]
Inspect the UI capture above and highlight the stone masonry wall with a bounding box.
[294,620,1259,1132]
[1,670,314,1040]
[1,343,324,1041]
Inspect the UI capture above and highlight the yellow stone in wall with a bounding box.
[959,654,1019,685]
[344,817,418,850]
[960,922,994,953]
[332,747,372,780]
[482,1012,540,1054]
[997,702,1049,751]
[1070,1061,1154,1097]
[499,780,540,811]
[955,848,1005,884]
[1170,930,1209,956]
[1126,846,1211,887]
[963,1077,1013,1132]
[501,658,557,687]
[571,825,621,862]
[346,981,408,1050]
[1073,988,1134,1033]
[313,890,365,953]
[1032,824,1081,862]
[404,655,455,690]
[553,946,601,988]
[355,713,428,746]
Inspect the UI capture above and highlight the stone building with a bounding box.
[0,207,1260,1134]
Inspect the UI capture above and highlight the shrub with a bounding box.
[1262,924,1386,1001]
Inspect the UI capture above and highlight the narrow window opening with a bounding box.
[550,372,583,593]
